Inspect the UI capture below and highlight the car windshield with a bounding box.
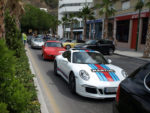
[34,38,43,42]
[73,52,108,64]
[46,42,62,47]
[71,40,76,43]
[85,40,97,45]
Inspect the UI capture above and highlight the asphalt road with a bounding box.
[27,45,147,113]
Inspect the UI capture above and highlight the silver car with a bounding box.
[31,38,44,49]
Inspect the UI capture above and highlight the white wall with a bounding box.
[58,0,93,38]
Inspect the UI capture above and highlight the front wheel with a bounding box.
[66,45,71,50]
[69,73,76,94]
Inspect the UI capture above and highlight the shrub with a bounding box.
[0,103,9,113]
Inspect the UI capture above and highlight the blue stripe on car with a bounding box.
[101,64,120,81]
[88,64,104,81]
[92,64,108,81]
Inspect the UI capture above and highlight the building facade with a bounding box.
[90,0,149,51]
[58,0,93,39]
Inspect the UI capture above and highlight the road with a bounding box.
[27,45,147,113]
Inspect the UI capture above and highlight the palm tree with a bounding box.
[61,15,69,38]
[0,0,24,38]
[143,1,150,57]
[78,6,95,41]
[135,0,144,51]
[95,0,116,39]
[0,0,6,38]
[68,13,78,39]
[6,0,24,29]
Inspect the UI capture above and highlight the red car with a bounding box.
[42,41,66,60]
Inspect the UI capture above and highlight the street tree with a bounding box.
[68,13,78,39]
[143,1,150,57]
[50,15,61,36]
[135,0,144,51]
[0,0,24,38]
[78,6,95,41]
[95,0,116,39]
[61,15,69,37]
[21,4,59,33]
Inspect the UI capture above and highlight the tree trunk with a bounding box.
[89,24,91,40]
[143,11,150,57]
[70,22,73,39]
[0,0,5,38]
[103,13,108,39]
[83,18,87,41]
[62,24,64,38]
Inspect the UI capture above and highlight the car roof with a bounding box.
[69,48,100,53]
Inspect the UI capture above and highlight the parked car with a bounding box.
[62,40,85,49]
[54,48,127,99]
[31,38,44,49]
[42,41,66,60]
[113,63,150,113]
[74,39,115,55]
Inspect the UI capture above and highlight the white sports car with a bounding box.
[54,49,128,99]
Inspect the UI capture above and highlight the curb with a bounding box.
[114,53,150,62]
[26,48,49,113]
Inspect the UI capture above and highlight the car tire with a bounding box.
[69,72,76,94]
[66,45,71,50]
[54,61,58,76]
[108,48,114,55]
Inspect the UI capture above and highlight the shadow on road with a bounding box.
[46,70,115,104]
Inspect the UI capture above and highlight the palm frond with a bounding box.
[135,0,144,11]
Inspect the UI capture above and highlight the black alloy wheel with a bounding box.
[69,73,76,93]
[66,45,71,50]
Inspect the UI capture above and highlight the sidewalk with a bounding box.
[114,48,150,62]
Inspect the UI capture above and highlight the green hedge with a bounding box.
[0,11,40,113]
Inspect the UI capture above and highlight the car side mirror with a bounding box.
[107,59,112,64]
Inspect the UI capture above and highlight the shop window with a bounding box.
[122,1,130,10]
[95,22,102,40]
[116,20,130,43]
[141,18,148,44]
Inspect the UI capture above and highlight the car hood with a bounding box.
[44,47,66,55]
[72,63,125,86]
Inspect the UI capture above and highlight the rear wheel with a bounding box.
[69,73,76,93]
[54,61,58,76]
[66,45,71,50]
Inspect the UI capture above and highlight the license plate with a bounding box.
[105,87,117,93]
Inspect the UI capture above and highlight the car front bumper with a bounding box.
[75,78,119,99]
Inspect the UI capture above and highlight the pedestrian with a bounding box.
[22,32,27,46]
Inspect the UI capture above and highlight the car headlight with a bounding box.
[121,70,128,78]
[79,70,90,81]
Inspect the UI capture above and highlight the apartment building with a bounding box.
[58,0,93,39]
[90,0,149,51]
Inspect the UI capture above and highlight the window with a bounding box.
[122,1,130,10]
[62,51,71,62]
[116,20,130,43]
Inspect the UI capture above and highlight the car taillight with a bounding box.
[116,85,120,103]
